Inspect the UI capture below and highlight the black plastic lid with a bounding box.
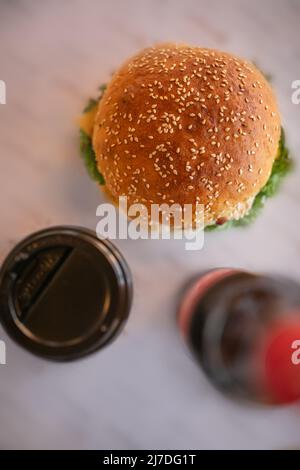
[0,226,133,361]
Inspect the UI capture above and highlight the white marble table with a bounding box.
[0,0,300,450]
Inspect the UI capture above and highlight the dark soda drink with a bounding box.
[178,269,300,404]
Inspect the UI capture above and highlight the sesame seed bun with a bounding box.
[92,43,281,227]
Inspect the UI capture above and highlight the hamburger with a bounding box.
[79,43,291,230]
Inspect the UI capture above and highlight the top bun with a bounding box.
[92,43,281,227]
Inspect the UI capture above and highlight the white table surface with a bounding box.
[1,0,300,450]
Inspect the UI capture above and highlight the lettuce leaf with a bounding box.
[83,84,107,113]
[83,98,98,113]
[205,128,292,232]
[79,85,107,185]
[79,130,105,185]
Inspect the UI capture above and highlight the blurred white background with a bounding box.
[0,0,300,450]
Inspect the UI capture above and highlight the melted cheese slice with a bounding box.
[79,106,98,137]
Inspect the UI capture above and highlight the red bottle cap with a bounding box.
[256,317,300,404]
